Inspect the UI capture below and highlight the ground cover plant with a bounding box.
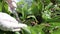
[0,0,60,34]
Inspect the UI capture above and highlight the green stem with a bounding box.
[15,32,20,34]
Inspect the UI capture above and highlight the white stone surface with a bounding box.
[0,12,27,31]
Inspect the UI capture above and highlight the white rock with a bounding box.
[0,12,27,31]
[8,0,17,13]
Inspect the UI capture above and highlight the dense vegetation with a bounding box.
[0,0,60,34]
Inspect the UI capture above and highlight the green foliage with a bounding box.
[1,0,60,34]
